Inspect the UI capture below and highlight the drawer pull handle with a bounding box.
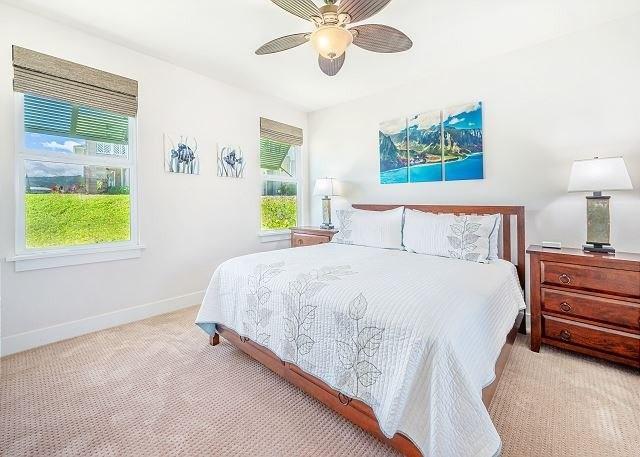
[297,239,303,245]
[559,274,572,284]
[560,302,572,313]
[559,329,571,342]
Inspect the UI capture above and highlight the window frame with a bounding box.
[259,140,303,238]
[10,93,142,270]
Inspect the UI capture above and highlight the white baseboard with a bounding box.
[1,290,204,357]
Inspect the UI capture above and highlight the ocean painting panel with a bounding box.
[442,102,484,181]
[408,110,443,183]
[379,117,408,184]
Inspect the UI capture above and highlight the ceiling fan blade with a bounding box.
[271,0,321,21]
[318,53,346,76]
[351,24,412,53]
[338,0,392,23]
[256,33,309,55]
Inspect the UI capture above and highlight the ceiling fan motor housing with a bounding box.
[318,4,350,26]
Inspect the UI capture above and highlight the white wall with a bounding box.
[2,7,639,355]
[0,4,308,355]
[308,14,640,268]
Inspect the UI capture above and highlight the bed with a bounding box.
[196,205,526,456]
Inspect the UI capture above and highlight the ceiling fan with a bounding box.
[256,0,413,76]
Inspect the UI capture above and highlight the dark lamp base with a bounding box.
[320,223,334,229]
[583,243,615,254]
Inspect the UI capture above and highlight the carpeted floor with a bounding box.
[1,307,638,457]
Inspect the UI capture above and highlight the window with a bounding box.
[260,138,301,231]
[15,93,138,253]
[10,46,140,270]
[259,117,303,233]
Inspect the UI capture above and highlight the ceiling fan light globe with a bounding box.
[310,26,353,60]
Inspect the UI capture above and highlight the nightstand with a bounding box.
[527,245,640,368]
[290,227,337,248]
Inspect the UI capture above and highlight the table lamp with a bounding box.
[568,157,633,253]
[313,177,340,229]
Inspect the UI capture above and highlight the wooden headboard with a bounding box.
[352,204,526,288]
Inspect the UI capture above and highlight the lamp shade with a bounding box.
[568,157,633,192]
[313,177,341,197]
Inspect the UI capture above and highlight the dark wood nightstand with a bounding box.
[527,245,640,368]
[290,227,337,248]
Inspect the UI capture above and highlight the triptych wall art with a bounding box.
[163,135,246,178]
[379,102,484,184]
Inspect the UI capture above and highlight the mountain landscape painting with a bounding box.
[407,110,443,182]
[379,117,408,184]
[378,101,484,184]
[442,102,484,181]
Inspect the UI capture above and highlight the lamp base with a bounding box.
[321,196,333,229]
[583,243,615,254]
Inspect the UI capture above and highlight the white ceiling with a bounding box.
[5,0,640,111]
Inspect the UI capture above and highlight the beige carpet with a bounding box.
[1,307,638,457]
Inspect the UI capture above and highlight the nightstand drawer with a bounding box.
[291,233,330,247]
[542,289,640,331]
[543,315,640,360]
[541,261,640,297]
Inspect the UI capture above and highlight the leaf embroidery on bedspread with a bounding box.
[333,210,354,244]
[282,265,354,364]
[243,262,285,345]
[334,293,384,401]
[447,216,482,262]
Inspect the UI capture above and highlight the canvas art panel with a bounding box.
[379,101,484,184]
[217,144,246,178]
[165,134,200,175]
[379,117,408,184]
[443,102,484,181]
[408,110,443,183]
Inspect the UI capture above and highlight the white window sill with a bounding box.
[7,244,145,272]
[258,230,291,243]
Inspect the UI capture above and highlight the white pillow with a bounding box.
[332,206,404,250]
[488,214,502,260]
[403,210,498,263]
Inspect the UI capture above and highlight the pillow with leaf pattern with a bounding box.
[332,206,404,250]
[403,209,499,263]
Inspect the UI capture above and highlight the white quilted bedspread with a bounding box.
[196,243,525,457]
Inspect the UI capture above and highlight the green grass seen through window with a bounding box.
[261,196,297,230]
[25,194,130,248]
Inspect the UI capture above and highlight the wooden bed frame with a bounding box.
[210,204,526,456]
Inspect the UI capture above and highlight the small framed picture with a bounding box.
[217,144,245,178]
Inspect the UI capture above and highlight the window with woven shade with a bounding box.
[11,46,141,269]
[259,117,303,232]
